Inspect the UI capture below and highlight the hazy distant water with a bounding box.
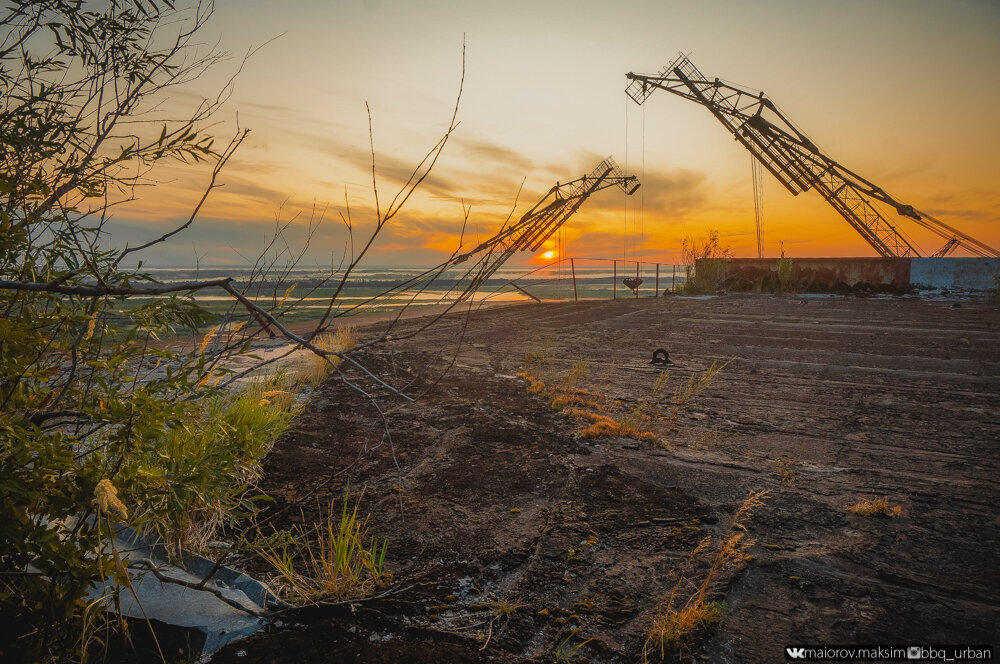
[141,262,688,324]
[144,263,681,283]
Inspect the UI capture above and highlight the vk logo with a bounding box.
[786,647,806,659]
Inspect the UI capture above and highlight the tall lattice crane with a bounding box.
[626,54,999,258]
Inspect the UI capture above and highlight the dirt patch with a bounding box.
[214,295,1000,663]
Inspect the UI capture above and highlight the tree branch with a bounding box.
[0,278,232,297]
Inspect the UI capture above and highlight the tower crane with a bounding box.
[625,53,999,259]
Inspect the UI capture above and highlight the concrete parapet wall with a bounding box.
[910,258,1000,291]
[712,257,910,293]
[705,257,1000,293]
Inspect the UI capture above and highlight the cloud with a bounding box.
[453,135,534,173]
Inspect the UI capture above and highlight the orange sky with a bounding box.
[110,0,1000,267]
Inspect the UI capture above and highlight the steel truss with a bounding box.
[626,54,998,258]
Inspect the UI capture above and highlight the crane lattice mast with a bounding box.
[625,54,999,258]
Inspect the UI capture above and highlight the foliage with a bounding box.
[126,383,300,554]
[679,230,734,295]
[643,490,770,661]
[254,494,390,604]
[0,1,467,657]
[0,4,247,658]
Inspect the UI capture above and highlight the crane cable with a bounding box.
[624,96,629,263]
[751,155,764,258]
[641,102,646,267]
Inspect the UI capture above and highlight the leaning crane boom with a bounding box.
[454,157,639,282]
[625,53,999,258]
[333,158,639,318]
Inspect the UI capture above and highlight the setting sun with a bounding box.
[542,251,555,259]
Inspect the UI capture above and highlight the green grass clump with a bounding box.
[255,495,390,604]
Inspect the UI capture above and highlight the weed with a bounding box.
[565,360,589,390]
[134,382,300,553]
[255,494,390,604]
[480,599,527,619]
[551,630,593,663]
[550,393,603,411]
[646,599,725,655]
[524,337,553,376]
[632,369,671,420]
[671,361,729,416]
[563,407,610,423]
[846,496,903,518]
[771,458,800,485]
[643,490,770,661]
[579,413,657,443]
[522,365,658,443]
[688,426,733,450]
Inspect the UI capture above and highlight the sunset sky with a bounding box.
[112,0,1000,267]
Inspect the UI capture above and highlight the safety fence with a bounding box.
[492,257,690,303]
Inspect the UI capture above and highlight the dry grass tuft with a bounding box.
[771,458,800,485]
[524,338,553,375]
[671,360,729,415]
[687,426,732,450]
[520,363,658,443]
[643,490,771,661]
[296,326,356,386]
[846,496,903,518]
[477,599,528,619]
[577,413,657,442]
[563,408,611,424]
[550,393,603,411]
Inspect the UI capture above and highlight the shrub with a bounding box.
[124,384,300,554]
[679,231,733,295]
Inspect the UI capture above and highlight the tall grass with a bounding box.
[130,381,300,553]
